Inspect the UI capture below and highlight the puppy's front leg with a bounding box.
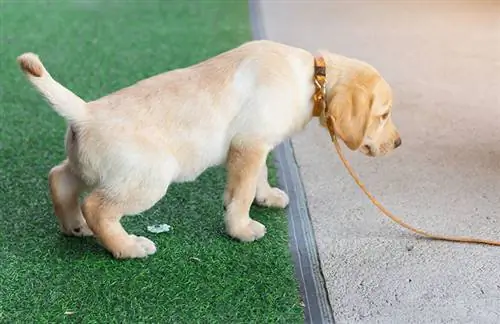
[224,143,267,242]
[254,161,289,209]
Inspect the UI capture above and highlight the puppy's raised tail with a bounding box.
[17,52,88,122]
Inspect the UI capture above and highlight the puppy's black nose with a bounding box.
[394,137,402,148]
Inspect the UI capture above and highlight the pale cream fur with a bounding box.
[17,40,401,259]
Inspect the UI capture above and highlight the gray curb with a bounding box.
[248,1,336,323]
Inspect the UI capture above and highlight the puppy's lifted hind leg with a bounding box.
[49,160,92,236]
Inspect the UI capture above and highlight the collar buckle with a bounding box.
[313,56,327,117]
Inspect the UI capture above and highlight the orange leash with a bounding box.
[325,116,500,247]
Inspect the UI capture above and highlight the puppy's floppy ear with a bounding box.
[325,83,374,150]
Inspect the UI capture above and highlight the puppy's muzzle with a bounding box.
[394,137,402,149]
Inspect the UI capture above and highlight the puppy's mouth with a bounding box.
[362,141,399,157]
[360,145,376,157]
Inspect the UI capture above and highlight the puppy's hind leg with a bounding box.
[81,169,171,259]
[81,190,158,259]
[49,159,92,236]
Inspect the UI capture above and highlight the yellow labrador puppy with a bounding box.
[17,40,401,259]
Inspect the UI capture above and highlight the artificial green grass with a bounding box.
[0,1,303,322]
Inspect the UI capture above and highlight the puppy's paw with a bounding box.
[227,219,266,242]
[60,220,93,237]
[256,187,289,209]
[112,235,157,259]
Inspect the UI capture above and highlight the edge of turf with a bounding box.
[248,1,336,323]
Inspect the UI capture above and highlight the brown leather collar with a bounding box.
[312,56,327,117]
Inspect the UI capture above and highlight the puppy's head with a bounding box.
[318,57,401,157]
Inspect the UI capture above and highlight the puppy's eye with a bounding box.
[381,112,390,120]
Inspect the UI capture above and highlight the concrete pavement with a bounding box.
[257,1,500,323]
